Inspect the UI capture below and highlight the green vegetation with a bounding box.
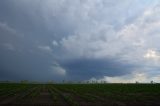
[0,83,160,106]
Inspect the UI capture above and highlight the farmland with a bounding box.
[0,83,160,106]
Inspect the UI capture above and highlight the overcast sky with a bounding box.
[1,0,160,82]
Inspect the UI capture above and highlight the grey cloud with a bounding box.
[0,0,160,82]
[61,58,136,80]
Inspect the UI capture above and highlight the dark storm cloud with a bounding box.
[0,0,160,82]
[61,58,135,80]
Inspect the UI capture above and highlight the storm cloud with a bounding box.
[0,0,160,82]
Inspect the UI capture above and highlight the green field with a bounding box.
[0,83,160,106]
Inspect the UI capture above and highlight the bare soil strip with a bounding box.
[31,90,54,105]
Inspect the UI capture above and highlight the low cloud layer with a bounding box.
[89,72,160,83]
[0,0,160,82]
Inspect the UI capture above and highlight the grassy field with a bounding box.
[0,83,160,106]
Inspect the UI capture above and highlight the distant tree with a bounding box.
[150,80,154,84]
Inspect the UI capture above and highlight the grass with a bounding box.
[0,83,160,106]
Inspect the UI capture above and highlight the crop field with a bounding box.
[0,83,160,106]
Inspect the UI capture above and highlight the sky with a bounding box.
[1,0,160,83]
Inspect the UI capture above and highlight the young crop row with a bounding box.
[49,85,79,106]
[51,84,160,104]
[0,83,160,106]
[0,84,37,104]
[0,84,32,98]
